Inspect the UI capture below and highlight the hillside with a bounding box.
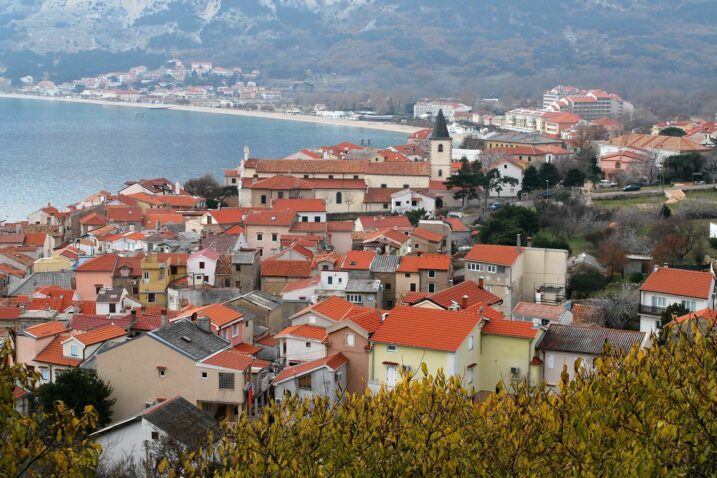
[1,0,716,96]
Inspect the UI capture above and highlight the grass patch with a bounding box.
[567,238,594,255]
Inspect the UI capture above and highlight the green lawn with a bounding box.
[568,238,594,255]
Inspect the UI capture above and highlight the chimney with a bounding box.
[653,264,660,272]
[160,308,168,327]
[381,312,389,322]
[516,233,521,250]
[478,278,484,289]
[197,316,211,332]
[243,145,250,163]
[174,182,182,194]
[527,235,533,247]
[461,294,469,310]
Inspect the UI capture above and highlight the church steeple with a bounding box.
[430,109,450,139]
[428,109,452,181]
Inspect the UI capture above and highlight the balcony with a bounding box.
[638,304,666,316]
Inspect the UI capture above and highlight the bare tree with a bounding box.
[585,283,640,330]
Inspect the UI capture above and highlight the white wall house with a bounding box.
[187,249,220,286]
[490,159,525,197]
[638,267,715,334]
[390,189,437,216]
[276,325,328,366]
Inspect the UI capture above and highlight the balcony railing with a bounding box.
[638,304,667,316]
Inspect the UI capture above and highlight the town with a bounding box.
[2,84,717,473]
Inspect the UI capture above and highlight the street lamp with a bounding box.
[545,180,549,200]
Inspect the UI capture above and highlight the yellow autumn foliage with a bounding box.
[179,324,717,477]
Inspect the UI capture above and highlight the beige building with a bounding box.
[96,319,256,423]
[464,244,568,315]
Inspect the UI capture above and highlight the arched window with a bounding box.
[438,169,443,177]
[336,191,343,204]
[438,144,444,153]
[436,198,444,209]
[615,161,621,169]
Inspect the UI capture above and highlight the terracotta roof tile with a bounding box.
[255,159,430,176]
[358,216,412,231]
[76,254,118,272]
[261,260,312,278]
[244,211,296,227]
[640,267,714,299]
[201,350,254,371]
[426,280,502,308]
[465,244,523,266]
[34,334,82,367]
[232,343,263,355]
[481,317,539,339]
[70,324,126,345]
[23,320,67,338]
[341,250,376,270]
[371,306,480,352]
[273,353,348,384]
[276,324,328,341]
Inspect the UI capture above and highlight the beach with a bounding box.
[0,93,422,134]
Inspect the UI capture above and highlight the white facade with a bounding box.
[94,418,163,471]
[281,336,327,365]
[491,160,524,197]
[390,189,437,215]
[639,290,713,334]
[187,254,218,286]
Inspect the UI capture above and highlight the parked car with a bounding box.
[622,184,641,192]
[538,190,555,199]
[489,201,503,211]
[598,180,617,188]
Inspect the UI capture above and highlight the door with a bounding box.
[386,366,397,386]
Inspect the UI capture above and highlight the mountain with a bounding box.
[1,1,716,96]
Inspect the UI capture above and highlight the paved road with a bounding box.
[591,183,716,200]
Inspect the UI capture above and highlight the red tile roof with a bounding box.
[0,263,26,278]
[201,350,254,371]
[397,254,451,273]
[225,225,245,235]
[358,216,412,231]
[640,267,714,299]
[273,353,348,384]
[70,324,126,346]
[281,277,320,294]
[79,212,108,226]
[127,192,203,208]
[444,217,469,233]
[206,208,246,225]
[0,308,22,319]
[465,244,523,266]
[411,227,444,243]
[261,260,312,278]
[23,232,48,247]
[607,133,709,152]
[275,324,328,341]
[106,205,143,223]
[341,250,376,270]
[34,334,82,366]
[371,306,481,352]
[481,317,539,339]
[23,320,67,338]
[295,296,361,322]
[674,308,717,324]
[250,176,317,190]
[244,211,296,227]
[143,211,184,228]
[232,343,263,355]
[255,159,430,176]
[76,254,118,272]
[256,334,278,347]
[70,314,132,332]
[189,303,243,328]
[426,280,502,308]
[0,234,25,244]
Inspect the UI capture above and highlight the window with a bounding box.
[151,431,160,440]
[304,174,310,179]
[347,294,363,304]
[302,216,308,222]
[260,195,267,204]
[109,303,116,314]
[404,273,411,278]
[468,335,474,350]
[40,368,50,381]
[403,184,410,189]
[256,233,263,241]
[547,354,555,369]
[201,371,208,379]
[466,367,474,385]
[428,270,436,278]
[132,286,139,295]
[467,263,483,271]
[652,296,667,308]
[428,283,436,293]
[219,372,235,390]
[328,276,333,285]
[394,201,401,207]
[682,300,696,311]
[386,365,398,386]
[385,283,391,290]
[70,344,78,357]
[232,324,239,337]
[199,261,205,269]
[159,369,165,378]
[381,184,387,188]
[95,285,102,294]
[278,191,284,199]
[387,344,397,352]
[298,374,312,390]
[486,265,497,273]
[346,333,355,347]
[314,216,321,222]
[272,233,278,242]
[485,285,492,292]
[328,175,334,179]
[231,178,236,184]
[615,161,621,169]
[383,203,389,209]
[354,175,359,179]
[387,300,394,308]
[336,192,342,204]
[437,144,444,153]
[305,341,312,348]
[410,283,417,292]
[504,164,508,169]
[438,169,443,177]
[322,265,329,271]
[414,243,420,249]
[309,316,316,324]
[148,293,156,303]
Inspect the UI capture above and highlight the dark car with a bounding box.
[489,201,503,211]
[622,184,641,192]
[538,190,555,199]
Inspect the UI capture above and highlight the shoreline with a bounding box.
[0,93,422,135]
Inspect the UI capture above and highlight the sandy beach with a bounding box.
[0,93,422,135]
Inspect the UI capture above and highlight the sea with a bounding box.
[0,97,407,221]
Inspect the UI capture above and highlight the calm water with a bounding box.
[0,98,406,221]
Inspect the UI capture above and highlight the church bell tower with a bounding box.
[429,109,452,182]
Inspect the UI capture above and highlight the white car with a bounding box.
[598,180,617,188]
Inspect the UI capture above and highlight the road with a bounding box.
[591,183,716,200]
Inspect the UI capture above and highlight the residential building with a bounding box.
[464,244,568,316]
[369,307,482,392]
[543,87,633,120]
[188,249,221,286]
[370,255,401,308]
[395,254,453,298]
[638,266,715,333]
[260,260,312,295]
[75,255,118,301]
[325,312,382,393]
[231,249,261,293]
[413,100,471,121]
[273,353,348,402]
[535,324,646,388]
[176,303,253,347]
[598,134,709,168]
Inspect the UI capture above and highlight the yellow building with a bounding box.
[368,306,482,394]
[139,253,188,308]
[33,255,73,272]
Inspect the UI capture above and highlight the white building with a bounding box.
[390,189,437,215]
[413,100,471,120]
[638,266,715,334]
[187,249,221,286]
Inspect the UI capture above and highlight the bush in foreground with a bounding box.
[176,325,717,477]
